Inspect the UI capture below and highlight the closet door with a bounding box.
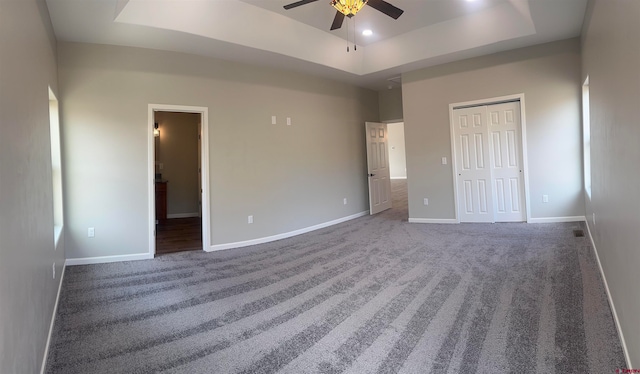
[488,102,525,222]
[453,106,494,223]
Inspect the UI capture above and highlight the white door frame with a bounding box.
[449,93,531,223]
[148,104,211,256]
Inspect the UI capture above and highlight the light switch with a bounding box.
[441,157,447,165]
[287,117,291,126]
[271,116,277,125]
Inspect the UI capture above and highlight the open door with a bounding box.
[365,122,392,214]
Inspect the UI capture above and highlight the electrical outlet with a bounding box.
[271,116,276,125]
[248,215,253,224]
[542,194,549,203]
[423,198,429,206]
[441,157,447,165]
[287,117,292,126]
[52,263,56,280]
[88,227,95,237]
[343,198,347,205]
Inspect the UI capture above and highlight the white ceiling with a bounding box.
[239,0,509,46]
[45,0,588,90]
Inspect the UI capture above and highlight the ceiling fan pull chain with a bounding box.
[346,17,350,52]
[354,17,357,51]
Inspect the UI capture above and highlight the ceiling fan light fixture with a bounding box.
[331,0,368,17]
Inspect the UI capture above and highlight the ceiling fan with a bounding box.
[283,0,404,31]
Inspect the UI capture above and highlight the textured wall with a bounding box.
[582,0,640,366]
[402,39,584,221]
[379,88,403,122]
[59,42,379,258]
[0,0,65,372]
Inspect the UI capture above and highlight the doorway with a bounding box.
[387,122,408,216]
[387,122,407,180]
[364,121,409,220]
[148,104,210,256]
[450,95,530,223]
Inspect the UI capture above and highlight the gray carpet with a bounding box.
[46,180,625,373]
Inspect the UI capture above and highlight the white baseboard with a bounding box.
[410,216,587,225]
[65,252,154,266]
[40,263,65,374]
[390,177,407,180]
[527,216,586,223]
[584,222,632,368]
[167,212,200,219]
[408,218,458,224]
[207,211,369,252]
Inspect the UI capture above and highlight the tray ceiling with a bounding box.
[46,0,588,90]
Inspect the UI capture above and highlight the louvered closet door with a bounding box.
[453,107,494,223]
[487,102,525,222]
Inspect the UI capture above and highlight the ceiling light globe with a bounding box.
[331,0,368,17]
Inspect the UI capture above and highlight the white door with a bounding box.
[365,122,392,214]
[453,107,494,222]
[487,102,525,222]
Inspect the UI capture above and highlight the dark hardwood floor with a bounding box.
[156,217,202,255]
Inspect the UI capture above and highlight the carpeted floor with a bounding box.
[46,180,625,373]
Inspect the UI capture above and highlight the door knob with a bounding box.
[368,173,375,177]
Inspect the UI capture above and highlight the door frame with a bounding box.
[147,104,211,256]
[448,93,531,223]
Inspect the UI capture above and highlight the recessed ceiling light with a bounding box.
[362,29,373,36]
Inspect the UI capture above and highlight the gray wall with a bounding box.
[0,0,65,372]
[402,39,584,221]
[379,87,403,122]
[387,123,407,179]
[59,42,379,258]
[582,0,640,366]
[155,111,200,217]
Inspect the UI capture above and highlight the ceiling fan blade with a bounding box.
[330,11,345,30]
[283,0,319,10]
[366,0,404,19]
